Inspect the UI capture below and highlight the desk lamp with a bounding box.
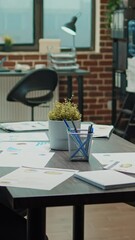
[61,15,78,51]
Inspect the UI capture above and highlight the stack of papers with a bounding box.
[75,170,135,190]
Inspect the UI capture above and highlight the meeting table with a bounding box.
[0,133,135,240]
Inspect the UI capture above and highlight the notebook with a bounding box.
[74,170,135,190]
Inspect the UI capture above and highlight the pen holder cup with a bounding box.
[67,129,93,161]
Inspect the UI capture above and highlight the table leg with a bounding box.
[67,76,72,99]
[77,76,83,121]
[27,207,46,240]
[73,205,84,240]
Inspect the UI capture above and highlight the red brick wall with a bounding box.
[0,0,112,124]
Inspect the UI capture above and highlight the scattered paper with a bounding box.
[0,141,53,168]
[0,167,78,190]
[0,121,49,132]
[81,123,113,138]
[0,131,49,142]
[104,160,135,174]
[92,152,135,174]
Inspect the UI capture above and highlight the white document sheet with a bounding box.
[0,167,78,190]
[0,131,49,142]
[81,123,113,138]
[92,152,135,174]
[0,121,49,132]
[0,141,53,168]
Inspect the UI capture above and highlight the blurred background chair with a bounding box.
[7,68,58,121]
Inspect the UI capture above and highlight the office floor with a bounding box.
[46,203,135,240]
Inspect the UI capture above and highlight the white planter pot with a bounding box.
[48,119,81,150]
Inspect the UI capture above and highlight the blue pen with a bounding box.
[71,120,88,157]
[70,134,88,159]
[71,120,78,132]
[85,124,93,154]
[63,119,71,130]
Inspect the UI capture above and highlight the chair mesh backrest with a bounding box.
[7,68,58,101]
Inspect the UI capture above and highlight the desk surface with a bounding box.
[1,134,135,210]
[0,68,89,76]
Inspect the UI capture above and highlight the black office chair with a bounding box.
[7,68,58,121]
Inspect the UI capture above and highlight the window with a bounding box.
[0,0,95,51]
[0,0,33,44]
[43,0,95,50]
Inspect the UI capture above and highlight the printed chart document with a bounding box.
[0,167,78,190]
[92,152,135,172]
[81,123,114,138]
[75,170,135,190]
[0,121,49,132]
[0,142,53,168]
[102,153,135,174]
[0,131,49,142]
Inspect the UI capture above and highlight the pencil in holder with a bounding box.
[67,129,93,161]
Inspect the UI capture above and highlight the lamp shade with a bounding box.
[61,16,77,36]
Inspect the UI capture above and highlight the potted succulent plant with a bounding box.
[48,98,81,150]
[3,35,13,52]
